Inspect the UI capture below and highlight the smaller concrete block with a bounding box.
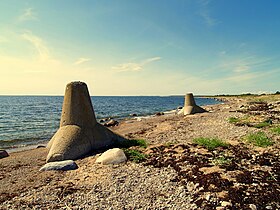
[39,160,78,171]
[0,150,9,159]
[96,148,127,165]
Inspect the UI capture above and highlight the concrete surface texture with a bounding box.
[182,93,207,115]
[46,81,124,162]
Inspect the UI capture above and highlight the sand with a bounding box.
[0,95,279,209]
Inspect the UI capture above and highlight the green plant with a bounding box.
[245,132,273,147]
[193,137,229,150]
[271,127,280,134]
[228,117,240,123]
[124,149,147,163]
[212,156,232,166]
[117,139,148,148]
[254,122,271,129]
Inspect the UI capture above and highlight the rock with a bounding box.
[129,113,138,117]
[96,148,127,165]
[99,119,104,123]
[249,204,257,210]
[221,201,232,207]
[155,112,164,116]
[104,119,119,127]
[0,150,9,159]
[39,160,78,171]
[216,207,225,210]
[177,106,183,110]
[37,145,45,148]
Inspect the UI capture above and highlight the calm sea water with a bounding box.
[0,96,221,149]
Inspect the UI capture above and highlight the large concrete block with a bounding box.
[179,93,207,115]
[46,81,124,162]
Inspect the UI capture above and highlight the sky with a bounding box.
[0,0,279,96]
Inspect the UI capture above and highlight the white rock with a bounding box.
[249,204,257,210]
[39,160,78,171]
[96,148,127,165]
[221,201,232,207]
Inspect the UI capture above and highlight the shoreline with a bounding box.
[3,100,223,153]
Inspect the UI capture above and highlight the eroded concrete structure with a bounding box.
[179,93,207,115]
[46,82,123,162]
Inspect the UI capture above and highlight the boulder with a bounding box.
[39,160,78,171]
[129,113,138,117]
[96,148,127,165]
[155,112,164,116]
[0,150,9,159]
[104,119,119,127]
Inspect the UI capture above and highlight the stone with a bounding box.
[179,93,207,115]
[104,119,119,127]
[96,148,127,165]
[249,204,257,210]
[221,201,232,207]
[129,113,138,117]
[46,82,125,162]
[39,160,78,171]
[155,112,164,116]
[0,150,9,159]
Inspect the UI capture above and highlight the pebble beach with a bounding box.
[0,95,279,209]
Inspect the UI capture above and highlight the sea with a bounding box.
[0,96,221,150]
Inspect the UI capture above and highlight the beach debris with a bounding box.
[46,81,125,162]
[96,148,127,165]
[155,112,164,116]
[104,119,119,127]
[178,93,207,115]
[39,160,78,171]
[129,113,138,117]
[0,150,9,159]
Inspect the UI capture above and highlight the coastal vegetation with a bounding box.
[116,138,148,149]
[193,137,229,150]
[244,132,273,147]
[271,126,280,134]
[123,149,147,163]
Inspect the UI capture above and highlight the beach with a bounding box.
[0,95,279,209]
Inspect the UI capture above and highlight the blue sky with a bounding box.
[0,0,279,95]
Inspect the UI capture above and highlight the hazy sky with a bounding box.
[0,0,279,95]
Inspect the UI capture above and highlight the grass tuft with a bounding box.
[212,156,232,166]
[123,149,147,163]
[253,122,271,129]
[228,117,240,123]
[271,127,280,135]
[193,137,229,150]
[245,132,273,147]
[117,139,148,148]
